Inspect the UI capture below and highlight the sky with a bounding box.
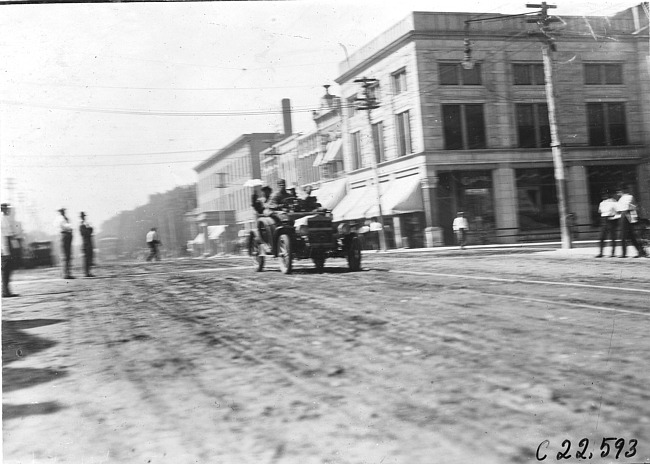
[0,0,642,234]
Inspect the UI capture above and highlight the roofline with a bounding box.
[194,132,279,172]
[335,6,649,83]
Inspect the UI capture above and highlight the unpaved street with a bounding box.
[3,248,650,464]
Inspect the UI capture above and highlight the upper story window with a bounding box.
[586,102,627,146]
[513,63,545,85]
[395,111,413,157]
[372,121,385,164]
[392,68,407,94]
[439,62,482,85]
[350,131,362,171]
[516,103,551,148]
[442,104,486,150]
[214,172,227,188]
[584,63,623,85]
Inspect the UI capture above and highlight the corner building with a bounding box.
[334,6,650,246]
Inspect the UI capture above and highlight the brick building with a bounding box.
[333,5,650,246]
[192,133,279,253]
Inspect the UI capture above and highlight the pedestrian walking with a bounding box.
[146,227,161,261]
[57,208,75,279]
[596,190,619,258]
[2,203,18,297]
[452,211,469,249]
[79,212,94,277]
[616,185,647,258]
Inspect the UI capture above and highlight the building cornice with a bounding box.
[194,133,278,173]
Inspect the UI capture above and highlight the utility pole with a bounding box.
[354,77,387,251]
[527,2,572,249]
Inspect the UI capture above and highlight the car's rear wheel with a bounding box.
[278,233,293,274]
[347,236,362,271]
[248,233,265,272]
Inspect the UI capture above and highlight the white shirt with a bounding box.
[453,217,469,231]
[616,193,636,213]
[598,199,619,219]
[146,230,158,243]
[57,215,73,233]
[2,213,16,256]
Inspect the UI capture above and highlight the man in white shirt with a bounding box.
[596,190,619,258]
[2,203,18,297]
[452,211,469,249]
[615,185,646,258]
[146,228,161,262]
[57,208,75,279]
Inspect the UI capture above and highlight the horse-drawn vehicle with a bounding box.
[248,196,361,274]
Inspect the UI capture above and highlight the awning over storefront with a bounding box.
[366,174,423,217]
[193,233,205,245]
[313,138,342,167]
[333,175,424,222]
[332,184,378,222]
[312,177,347,210]
[207,225,227,240]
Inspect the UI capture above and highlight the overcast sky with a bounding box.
[0,0,641,233]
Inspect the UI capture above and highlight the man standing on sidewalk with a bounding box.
[2,203,18,297]
[79,212,94,277]
[596,190,619,258]
[57,208,75,279]
[452,212,469,250]
[616,185,646,258]
[146,227,161,262]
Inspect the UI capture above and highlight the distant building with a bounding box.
[193,133,279,253]
[98,184,196,259]
[333,5,650,246]
[260,86,347,210]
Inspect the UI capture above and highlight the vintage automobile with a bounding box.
[248,197,361,274]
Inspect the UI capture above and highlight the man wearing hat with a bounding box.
[2,203,18,297]
[267,179,292,210]
[57,208,74,279]
[452,211,469,249]
[79,212,94,277]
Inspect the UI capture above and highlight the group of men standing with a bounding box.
[56,208,95,279]
[597,185,647,258]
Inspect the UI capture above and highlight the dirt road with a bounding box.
[3,248,650,463]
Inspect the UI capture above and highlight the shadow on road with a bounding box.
[2,367,68,392]
[3,401,64,421]
[2,318,66,366]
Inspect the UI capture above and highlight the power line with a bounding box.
[0,99,323,117]
[15,148,221,159]
[3,159,205,168]
[2,80,328,92]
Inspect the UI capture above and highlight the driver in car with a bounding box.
[266,179,293,210]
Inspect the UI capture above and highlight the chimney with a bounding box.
[281,98,293,136]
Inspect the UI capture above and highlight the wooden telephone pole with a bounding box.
[527,2,572,249]
[354,77,387,251]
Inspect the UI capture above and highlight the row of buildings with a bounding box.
[189,5,650,251]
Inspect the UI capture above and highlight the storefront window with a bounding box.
[437,171,495,245]
[516,168,559,230]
